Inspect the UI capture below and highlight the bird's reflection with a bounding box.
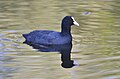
[24,42,77,68]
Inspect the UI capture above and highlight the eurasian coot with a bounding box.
[23,16,79,45]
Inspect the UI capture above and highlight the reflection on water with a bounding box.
[0,0,120,79]
[24,42,77,68]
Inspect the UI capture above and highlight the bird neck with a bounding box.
[61,23,71,35]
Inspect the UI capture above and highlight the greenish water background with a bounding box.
[0,0,120,79]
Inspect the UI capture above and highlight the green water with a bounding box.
[0,0,120,79]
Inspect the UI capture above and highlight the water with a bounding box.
[0,0,120,79]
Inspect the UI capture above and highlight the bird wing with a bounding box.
[27,30,58,44]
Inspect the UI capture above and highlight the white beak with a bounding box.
[73,21,79,26]
[71,17,79,26]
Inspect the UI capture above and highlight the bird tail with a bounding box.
[22,34,28,43]
[22,34,27,38]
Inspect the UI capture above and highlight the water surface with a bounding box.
[0,0,120,79]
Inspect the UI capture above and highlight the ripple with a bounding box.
[0,0,120,79]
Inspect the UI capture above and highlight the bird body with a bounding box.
[23,30,72,45]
